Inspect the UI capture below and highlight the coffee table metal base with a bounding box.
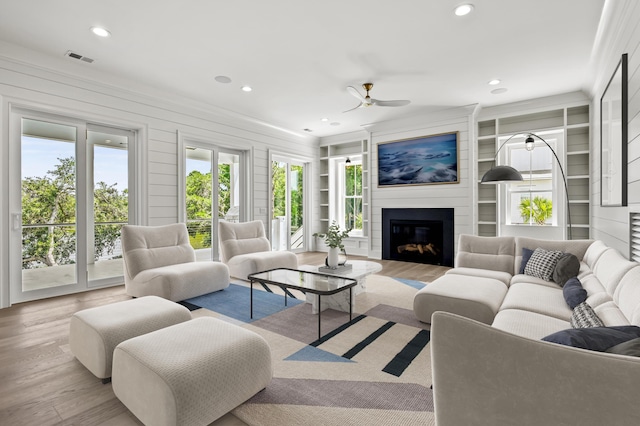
[250,279,353,340]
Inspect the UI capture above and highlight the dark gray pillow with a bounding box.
[570,302,604,328]
[524,248,564,281]
[542,326,640,351]
[519,247,534,274]
[606,337,640,357]
[563,277,587,309]
[553,253,580,287]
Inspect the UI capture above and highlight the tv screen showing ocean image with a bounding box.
[377,132,458,186]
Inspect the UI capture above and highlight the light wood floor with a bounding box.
[0,253,449,426]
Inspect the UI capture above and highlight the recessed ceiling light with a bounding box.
[91,27,111,37]
[488,79,501,85]
[454,4,474,16]
[330,122,341,126]
[491,88,508,95]
[215,75,232,84]
[321,118,329,122]
[241,85,252,92]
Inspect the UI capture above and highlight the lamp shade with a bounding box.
[481,165,523,184]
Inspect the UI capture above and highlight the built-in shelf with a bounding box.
[319,139,370,239]
[476,104,590,239]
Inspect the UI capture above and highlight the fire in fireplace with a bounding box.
[390,220,444,264]
[382,208,454,266]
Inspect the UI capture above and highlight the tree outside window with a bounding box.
[344,162,363,232]
[506,140,555,226]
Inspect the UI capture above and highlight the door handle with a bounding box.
[13,213,21,230]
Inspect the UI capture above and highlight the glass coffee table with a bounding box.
[248,268,358,339]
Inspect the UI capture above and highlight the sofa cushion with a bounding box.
[492,309,570,340]
[579,273,607,296]
[445,267,511,287]
[612,266,640,324]
[542,326,640,351]
[553,253,580,287]
[592,249,637,295]
[510,274,560,289]
[571,302,604,328]
[500,282,572,321]
[518,248,534,274]
[563,277,587,309]
[594,301,632,327]
[455,234,515,275]
[524,248,563,282]
[605,337,640,357]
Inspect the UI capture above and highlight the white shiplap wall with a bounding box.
[0,51,317,308]
[588,0,640,257]
[365,106,476,258]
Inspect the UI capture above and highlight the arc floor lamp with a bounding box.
[481,133,572,239]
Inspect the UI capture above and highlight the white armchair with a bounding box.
[219,220,298,279]
[121,223,229,301]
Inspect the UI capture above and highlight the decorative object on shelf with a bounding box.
[377,132,459,186]
[313,221,351,268]
[480,132,573,239]
[601,53,628,207]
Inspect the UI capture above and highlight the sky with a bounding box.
[21,137,128,190]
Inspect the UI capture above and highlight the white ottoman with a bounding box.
[112,317,273,426]
[413,274,508,325]
[69,296,192,382]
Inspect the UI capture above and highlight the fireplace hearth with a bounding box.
[382,208,454,267]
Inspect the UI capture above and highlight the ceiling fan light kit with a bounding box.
[344,82,410,113]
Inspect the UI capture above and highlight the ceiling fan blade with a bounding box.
[342,102,367,114]
[373,99,411,107]
[347,86,366,102]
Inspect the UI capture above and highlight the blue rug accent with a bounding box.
[185,283,303,323]
[284,345,355,363]
[394,277,426,290]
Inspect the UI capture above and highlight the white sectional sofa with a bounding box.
[415,235,640,425]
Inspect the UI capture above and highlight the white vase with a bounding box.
[327,247,340,268]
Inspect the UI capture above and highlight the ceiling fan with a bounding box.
[344,82,410,113]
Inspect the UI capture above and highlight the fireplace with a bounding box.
[382,208,454,267]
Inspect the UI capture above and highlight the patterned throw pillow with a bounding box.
[571,302,605,328]
[523,248,564,281]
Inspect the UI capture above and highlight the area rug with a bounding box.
[183,275,435,426]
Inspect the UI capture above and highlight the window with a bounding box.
[332,157,363,235]
[501,131,564,228]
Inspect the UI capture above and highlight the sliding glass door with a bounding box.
[271,154,308,252]
[10,110,135,303]
[184,142,244,261]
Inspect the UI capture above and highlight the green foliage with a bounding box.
[271,162,304,231]
[519,196,553,225]
[313,221,351,249]
[184,164,231,249]
[21,157,128,268]
[344,164,363,231]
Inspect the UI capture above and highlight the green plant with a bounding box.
[313,221,351,249]
[519,196,553,225]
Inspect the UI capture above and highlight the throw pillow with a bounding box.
[563,277,587,309]
[542,325,640,352]
[553,253,580,287]
[605,337,640,357]
[524,248,564,281]
[519,247,534,274]
[570,302,604,328]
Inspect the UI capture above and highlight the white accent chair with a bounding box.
[219,220,298,279]
[121,223,229,301]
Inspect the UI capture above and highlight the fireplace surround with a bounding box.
[382,208,454,267]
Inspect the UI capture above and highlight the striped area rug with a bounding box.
[185,274,435,426]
